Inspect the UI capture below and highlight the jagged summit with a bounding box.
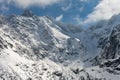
[22,9,34,17]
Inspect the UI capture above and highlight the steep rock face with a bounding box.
[78,14,120,80]
[22,10,34,17]
[100,24,120,60]
[92,24,120,71]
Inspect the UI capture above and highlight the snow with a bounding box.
[41,17,69,40]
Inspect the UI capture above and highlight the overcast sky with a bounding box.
[0,0,120,26]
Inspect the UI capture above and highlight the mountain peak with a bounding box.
[22,10,34,17]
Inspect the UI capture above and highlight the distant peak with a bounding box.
[22,10,34,17]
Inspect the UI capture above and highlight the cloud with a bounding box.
[1,0,62,8]
[1,5,9,11]
[0,1,2,3]
[80,0,89,2]
[79,7,84,12]
[73,15,83,25]
[84,0,120,25]
[62,2,72,11]
[0,4,9,13]
[56,14,63,21]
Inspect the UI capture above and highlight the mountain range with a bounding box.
[0,10,120,80]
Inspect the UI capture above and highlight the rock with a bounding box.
[53,71,62,76]
[22,10,34,17]
[71,68,80,74]
[27,77,32,80]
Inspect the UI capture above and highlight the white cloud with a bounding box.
[84,0,120,25]
[79,7,84,12]
[62,2,72,11]
[0,1,2,3]
[80,0,89,2]
[1,0,62,8]
[74,15,83,25]
[56,14,63,21]
[1,5,9,11]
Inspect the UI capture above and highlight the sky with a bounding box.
[0,0,120,26]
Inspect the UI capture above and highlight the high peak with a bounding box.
[22,9,34,17]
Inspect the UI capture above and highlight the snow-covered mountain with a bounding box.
[0,10,120,80]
